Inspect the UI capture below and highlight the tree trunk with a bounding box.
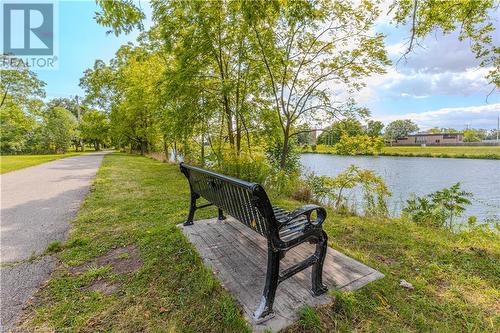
[200,133,205,166]
[96,141,101,151]
[140,140,146,155]
[280,124,291,170]
[162,137,169,163]
[236,116,241,156]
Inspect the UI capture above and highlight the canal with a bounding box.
[300,153,500,223]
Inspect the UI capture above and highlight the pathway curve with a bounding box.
[0,151,109,331]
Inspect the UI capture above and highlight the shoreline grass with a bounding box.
[303,144,500,159]
[0,149,96,174]
[18,153,499,332]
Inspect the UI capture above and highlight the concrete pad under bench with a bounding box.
[178,218,384,332]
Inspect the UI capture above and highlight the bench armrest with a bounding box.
[282,204,327,228]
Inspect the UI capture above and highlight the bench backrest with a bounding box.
[180,163,276,237]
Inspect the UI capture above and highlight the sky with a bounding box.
[25,0,500,131]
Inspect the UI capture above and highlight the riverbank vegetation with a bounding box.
[17,153,499,332]
[303,144,500,159]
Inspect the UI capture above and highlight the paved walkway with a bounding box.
[0,151,109,331]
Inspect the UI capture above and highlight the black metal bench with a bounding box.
[180,163,328,323]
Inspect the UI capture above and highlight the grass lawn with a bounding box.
[381,145,500,159]
[18,153,499,332]
[303,144,500,159]
[0,150,96,174]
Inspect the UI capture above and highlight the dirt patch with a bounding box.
[376,255,398,266]
[70,245,143,275]
[80,279,120,295]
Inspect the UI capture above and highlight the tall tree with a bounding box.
[318,118,364,145]
[244,0,389,169]
[366,120,384,137]
[42,107,78,153]
[0,59,46,153]
[384,119,419,143]
[80,110,109,150]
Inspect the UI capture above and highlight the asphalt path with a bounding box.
[0,151,109,331]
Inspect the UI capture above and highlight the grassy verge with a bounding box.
[0,150,96,174]
[302,144,500,159]
[18,153,499,332]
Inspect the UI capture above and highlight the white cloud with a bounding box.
[374,103,500,130]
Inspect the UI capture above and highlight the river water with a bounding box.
[300,153,500,222]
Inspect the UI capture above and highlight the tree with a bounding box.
[390,0,499,90]
[244,0,389,169]
[427,127,458,134]
[334,134,384,156]
[42,107,78,153]
[94,0,389,171]
[0,57,46,110]
[384,119,419,143]
[317,118,364,145]
[0,60,46,153]
[46,97,83,119]
[0,103,38,153]
[463,128,486,142]
[366,120,384,137]
[80,111,109,150]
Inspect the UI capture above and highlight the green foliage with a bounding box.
[211,152,272,185]
[94,0,144,35]
[403,183,473,229]
[41,107,78,153]
[80,111,109,150]
[334,134,384,155]
[366,120,384,137]
[298,306,323,332]
[463,128,486,142]
[46,241,63,254]
[305,165,391,217]
[0,59,46,154]
[384,119,419,142]
[317,118,364,145]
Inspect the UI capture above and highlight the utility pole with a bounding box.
[75,95,83,151]
[497,115,499,141]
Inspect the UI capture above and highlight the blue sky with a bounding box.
[29,0,500,130]
[34,0,145,99]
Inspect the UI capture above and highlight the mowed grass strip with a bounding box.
[18,153,499,332]
[18,153,249,332]
[303,144,500,159]
[0,150,96,174]
[381,145,500,159]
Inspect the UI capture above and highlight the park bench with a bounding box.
[180,163,329,323]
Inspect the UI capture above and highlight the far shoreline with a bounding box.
[301,145,500,160]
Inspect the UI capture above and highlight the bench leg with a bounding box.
[253,248,280,323]
[311,231,328,295]
[183,193,197,226]
[217,208,226,222]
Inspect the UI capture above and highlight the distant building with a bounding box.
[392,133,464,145]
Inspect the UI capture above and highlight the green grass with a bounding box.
[0,149,96,174]
[303,144,500,159]
[381,146,500,159]
[18,153,499,332]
